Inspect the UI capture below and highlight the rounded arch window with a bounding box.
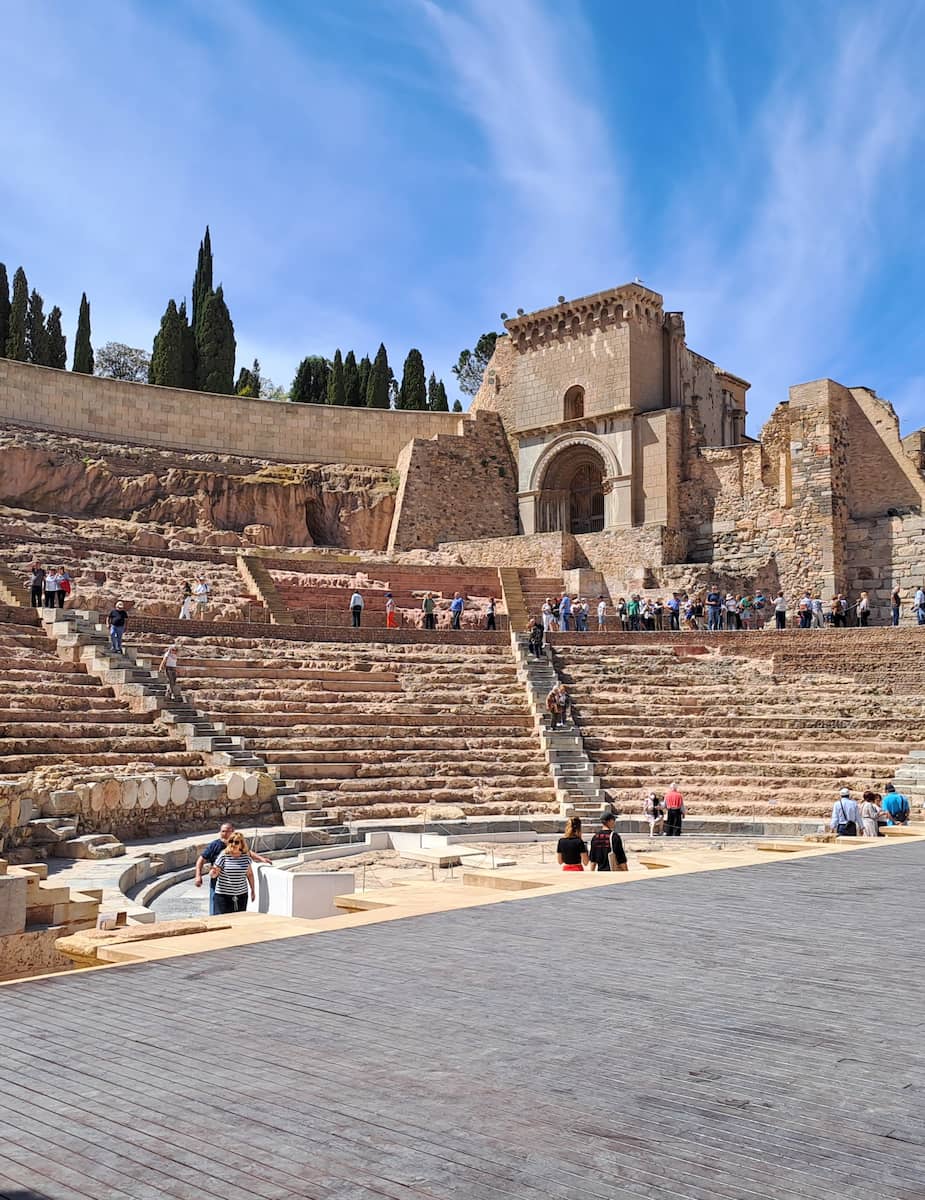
[563,385,584,422]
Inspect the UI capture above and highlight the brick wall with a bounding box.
[0,359,463,466]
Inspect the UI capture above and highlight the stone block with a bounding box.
[0,875,27,937]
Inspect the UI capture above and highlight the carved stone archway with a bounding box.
[525,434,626,535]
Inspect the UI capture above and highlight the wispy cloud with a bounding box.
[662,4,925,430]
[418,0,625,314]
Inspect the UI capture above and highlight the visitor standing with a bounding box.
[706,586,722,631]
[617,597,628,631]
[798,593,813,629]
[107,602,128,654]
[860,792,881,838]
[588,812,628,872]
[857,592,871,627]
[158,639,183,700]
[545,683,571,729]
[667,594,680,632]
[527,616,545,659]
[559,592,572,632]
[882,782,910,826]
[664,783,685,837]
[627,595,640,631]
[914,586,925,626]
[542,598,553,633]
[811,595,825,629]
[891,586,901,627]
[830,787,860,836]
[773,592,787,630]
[44,568,64,609]
[385,592,398,628]
[209,832,256,914]
[644,791,665,836]
[193,577,210,616]
[179,592,195,620]
[195,822,270,915]
[753,590,767,629]
[450,592,464,630]
[486,597,497,631]
[349,589,363,628]
[28,564,45,609]
[597,596,607,631]
[556,816,589,872]
[422,592,437,630]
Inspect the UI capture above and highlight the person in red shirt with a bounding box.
[664,784,685,837]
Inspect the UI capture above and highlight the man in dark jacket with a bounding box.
[588,811,628,872]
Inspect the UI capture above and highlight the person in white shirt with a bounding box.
[830,787,860,837]
[159,640,182,700]
[596,596,607,631]
[193,578,210,615]
[811,595,825,628]
[773,592,788,630]
[914,586,925,626]
[179,594,195,620]
[541,599,553,633]
[349,590,363,628]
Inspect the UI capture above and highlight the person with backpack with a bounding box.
[588,811,628,872]
[881,782,910,826]
[830,787,860,837]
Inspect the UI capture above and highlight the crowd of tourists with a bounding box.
[178,578,212,619]
[25,564,74,609]
[829,783,911,837]
[531,584,925,634]
[348,589,499,631]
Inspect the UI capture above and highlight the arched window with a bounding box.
[564,385,584,422]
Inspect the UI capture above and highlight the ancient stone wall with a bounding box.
[0,358,462,466]
[387,412,518,552]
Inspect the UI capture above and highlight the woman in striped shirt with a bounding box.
[209,833,255,914]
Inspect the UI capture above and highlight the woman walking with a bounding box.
[210,832,256,913]
[556,816,589,872]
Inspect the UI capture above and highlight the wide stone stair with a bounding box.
[552,639,925,818]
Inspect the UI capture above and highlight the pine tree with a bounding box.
[343,350,363,407]
[72,293,94,374]
[6,267,28,361]
[195,285,235,394]
[452,398,463,412]
[398,348,427,410]
[433,378,450,411]
[326,348,346,405]
[0,264,9,360]
[192,226,213,336]
[178,300,197,388]
[366,343,391,408]
[151,300,185,387]
[26,290,49,366]
[46,306,66,369]
[357,354,371,402]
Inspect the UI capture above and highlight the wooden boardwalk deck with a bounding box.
[2,841,924,1199]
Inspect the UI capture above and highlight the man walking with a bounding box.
[664,783,685,836]
[107,601,128,654]
[349,588,363,628]
[194,821,271,915]
[588,811,628,872]
[450,592,464,630]
[158,639,183,700]
[830,787,861,836]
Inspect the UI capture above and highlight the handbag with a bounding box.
[835,801,856,837]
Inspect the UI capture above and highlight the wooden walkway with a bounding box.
[2,842,924,1199]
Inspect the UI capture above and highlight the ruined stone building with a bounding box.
[1,280,924,616]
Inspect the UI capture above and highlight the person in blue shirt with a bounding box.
[450,592,465,630]
[706,587,722,631]
[881,783,910,825]
[194,822,271,914]
[559,593,572,631]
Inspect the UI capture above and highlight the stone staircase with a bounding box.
[0,560,25,607]
[237,554,292,625]
[511,631,605,818]
[498,568,529,631]
[552,638,925,818]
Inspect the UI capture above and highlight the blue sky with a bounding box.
[3,0,925,434]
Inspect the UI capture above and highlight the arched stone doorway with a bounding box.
[535,442,607,535]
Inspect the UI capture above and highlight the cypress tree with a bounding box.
[6,267,28,361]
[46,306,66,369]
[72,293,94,374]
[0,264,9,360]
[343,350,362,407]
[326,348,346,406]
[291,356,329,403]
[452,398,463,412]
[433,378,450,411]
[398,348,427,410]
[195,285,235,394]
[26,290,49,366]
[178,300,197,389]
[235,359,261,396]
[357,354,371,402]
[192,226,213,336]
[366,343,391,408]
[150,300,185,387]
[427,372,438,410]
[291,357,312,404]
